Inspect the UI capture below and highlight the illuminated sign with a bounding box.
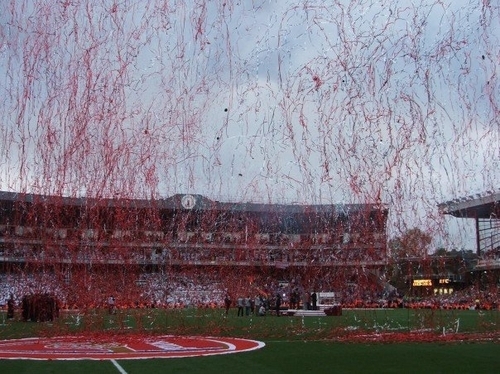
[439,278,450,284]
[412,279,432,287]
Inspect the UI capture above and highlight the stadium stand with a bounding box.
[0,191,389,310]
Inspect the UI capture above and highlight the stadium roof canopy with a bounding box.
[437,190,500,219]
[0,190,388,215]
[438,189,500,258]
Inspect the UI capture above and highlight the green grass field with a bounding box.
[1,308,499,373]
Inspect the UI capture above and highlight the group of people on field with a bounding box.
[224,293,274,317]
[289,288,318,311]
[224,289,319,317]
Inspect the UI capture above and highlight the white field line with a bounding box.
[111,359,128,374]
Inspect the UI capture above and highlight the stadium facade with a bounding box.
[0,191,389,307]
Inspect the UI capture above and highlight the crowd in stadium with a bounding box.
[1,270,499,314]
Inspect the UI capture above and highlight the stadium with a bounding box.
[1,0,499,372]
[0,189,499,373]
[1,189,499,311]
[0,190,389,311]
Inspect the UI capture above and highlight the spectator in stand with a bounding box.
[107,295,116,315]
[289,289,297,309]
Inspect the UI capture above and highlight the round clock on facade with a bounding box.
[181,194,196,209]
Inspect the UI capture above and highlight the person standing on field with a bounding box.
[237,296,244,316]
[224,293,231,315]
[311,291,318,310]
[7,293,15,319]
[245,296,252,316]
[275,293,282,316]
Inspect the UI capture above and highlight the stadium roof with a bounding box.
[0,191,388,215]
[437,190,500,219]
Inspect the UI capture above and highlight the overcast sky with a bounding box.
[0,0,498,248]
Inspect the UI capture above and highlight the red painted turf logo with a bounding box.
[0,335,265,360]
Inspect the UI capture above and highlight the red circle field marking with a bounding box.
[0,335,265,360]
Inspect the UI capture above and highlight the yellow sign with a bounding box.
[439,278,450,284]
[412,279,432,287]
